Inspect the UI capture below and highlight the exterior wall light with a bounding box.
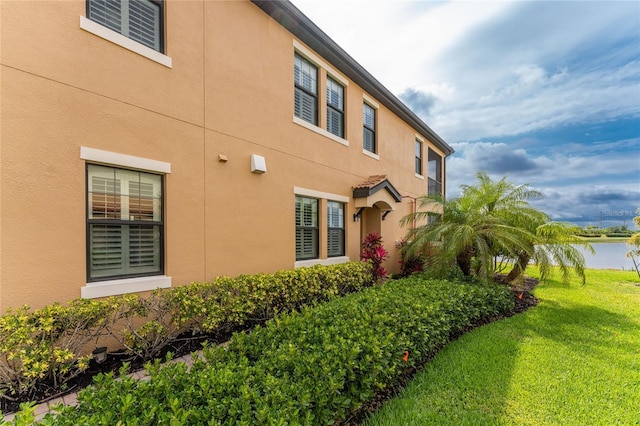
[251,154,267,173]
[92,346,108,364]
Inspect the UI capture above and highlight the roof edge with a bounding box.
[251,0,454,157]
[353,179,402,203]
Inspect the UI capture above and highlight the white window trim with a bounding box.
[294,187,349,203]
[363,98,378,157]
[80,16,172,68]
[363,149,380,160]
[81,147,172,297]
[295,256,350,269]
[363,93,379,109]
[293,116,350,147]
[294,40,348,86]
[81,147,171,174]
[294,188,349,267]
[415,173,425,179]
[81,276,172,299]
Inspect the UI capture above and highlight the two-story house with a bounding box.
[0,0,452,311]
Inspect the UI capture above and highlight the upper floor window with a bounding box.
[363,103,376,153]
[428,149,443,195]
[87,0,164,52]
[415,139,423,175]
[326,77,345,138]
[87,164,163,281]
[327,201,345,257]
[294,53,318,125]
[295,196,319,260]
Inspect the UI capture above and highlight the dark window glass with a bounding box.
[87,165,163,280]
[326,77,344,138]
[428,148,443,195]
[327,201,345,257]
[415,140,423,175]
[294,54,318,125]
[363,103,376,153]
[295,196,319,260]
[88,0,163,52]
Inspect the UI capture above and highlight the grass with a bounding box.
[364,268,640,426]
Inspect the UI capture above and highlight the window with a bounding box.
[363,103,376,153]
[326,77,345,138]
[294,53,318,125]
[87,0,163,52]
[327,201,345,257]
[415,139,423,175]
[295,196,319,260]
[428,149,443,195]
[87,164,163,281]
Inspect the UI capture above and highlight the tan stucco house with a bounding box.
[0,0,452,312]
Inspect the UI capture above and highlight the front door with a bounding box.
[361,204,381,243]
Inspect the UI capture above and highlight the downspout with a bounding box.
[401,195,417,230]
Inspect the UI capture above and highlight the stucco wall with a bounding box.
[0,0,447,312]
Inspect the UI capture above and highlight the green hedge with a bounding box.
[25,277,514,425]
[0,262,373,403]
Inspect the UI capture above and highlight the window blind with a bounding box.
[327,201,345,257]
[295,89,317,125]
[87,165,162,280]
[294,54,318,125]
[326,78,344,137]
[295,196,319,260]
[88,0,161,52]
[128,0,160,51]
[363,103,376,153]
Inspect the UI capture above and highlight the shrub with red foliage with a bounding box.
[361,232,389,282]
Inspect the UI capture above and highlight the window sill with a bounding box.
[81,275,172,299]
[80,16,172,68]
[415,173,425,180]
[293,116,349,147]
[295,256,350,268]
[363,150,380,160]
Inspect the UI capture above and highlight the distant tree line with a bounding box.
[573,225,634,238]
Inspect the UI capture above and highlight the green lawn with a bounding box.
[364,268,640,426]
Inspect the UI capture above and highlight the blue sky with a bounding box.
[292,0,640,229]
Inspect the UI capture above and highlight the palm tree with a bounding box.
[625,209,640,278]
[402,172,592,284]
[400,178,536,283]
[505,221,593,285]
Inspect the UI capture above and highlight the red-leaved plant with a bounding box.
[361,232,389,282]
[395,238,424,277]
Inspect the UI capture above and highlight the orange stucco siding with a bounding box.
[0,0,449,312]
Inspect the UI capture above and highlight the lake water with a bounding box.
[572,242,636,270]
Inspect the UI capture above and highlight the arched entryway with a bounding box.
[352,175,402,248]
[362,204,381,239]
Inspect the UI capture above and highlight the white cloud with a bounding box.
[292,0,516,93]
[446,142,640,227]
[431,60,640,142]
[291,0,640,226]
[446,141,640,195]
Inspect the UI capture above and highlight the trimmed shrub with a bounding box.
[28,277,514,425]
[0,299,116,400]
[0,262,373,405]
[361,232,389,281]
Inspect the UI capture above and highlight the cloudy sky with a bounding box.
[292,0,640,229]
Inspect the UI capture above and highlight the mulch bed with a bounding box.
[2,277,539,418]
